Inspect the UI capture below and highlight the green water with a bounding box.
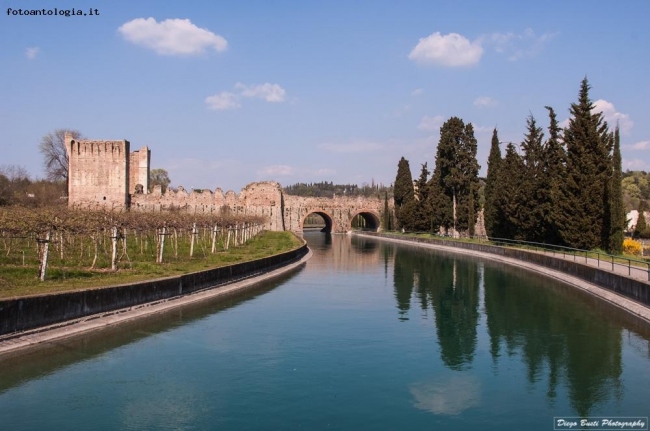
[0,233,649,430]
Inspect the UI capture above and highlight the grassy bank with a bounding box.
[0,231,302,299]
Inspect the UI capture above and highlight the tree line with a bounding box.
[394,78,626,254]
[283,181,392,198]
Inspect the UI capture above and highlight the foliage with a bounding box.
[430,117,480,234]
[150,168,171,193]
[483,129,502,237]
[284,180,392,198]
[621,171,650,211]
[0,165,66,207]
[540,106,565,245]
[394,157,415,229]
[38,129,83,190]
[633,201,649,239]
[555,78,613,251]
[622,238,642,256]
[608,127,625,253]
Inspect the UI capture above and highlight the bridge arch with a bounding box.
[300,210,334,233]
[348,209,382,232]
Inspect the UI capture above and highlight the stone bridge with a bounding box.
[131,181,391,234]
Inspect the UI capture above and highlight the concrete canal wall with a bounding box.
[361,232,650,307]
[0,243,309,336]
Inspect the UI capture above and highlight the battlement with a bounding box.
[66,133,149,208]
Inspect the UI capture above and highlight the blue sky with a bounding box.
[2,0,649,192]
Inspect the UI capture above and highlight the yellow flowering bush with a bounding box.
[623,238,642,256]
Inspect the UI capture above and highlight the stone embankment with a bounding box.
[0,241,310,342]
[358,232,650,323]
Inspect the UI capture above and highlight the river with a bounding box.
[0,232,649,430]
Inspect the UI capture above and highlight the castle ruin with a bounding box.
[65,135,390,233]
[65,132,150,208]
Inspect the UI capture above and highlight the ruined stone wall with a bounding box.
[131,181,390,233]
[129,146,150,194]
[130,181,286,232]
[67,134,130,208]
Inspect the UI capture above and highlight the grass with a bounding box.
[0,231,303,299]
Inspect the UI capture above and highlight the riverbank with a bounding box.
[0,236,311,355]
[356,232,650,324]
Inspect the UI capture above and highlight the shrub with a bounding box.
[623,238,642,256]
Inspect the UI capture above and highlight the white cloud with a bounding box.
[319,141,383,153]
[626,141,650,150]
[408,32,483,67]
[411,88,424,96]
[205,92,240,110]
[481,28,557,61]
[473,96,498,108]
[418,115,445,131]
[25,47,39,59]
[235,83,286,103]
[592,99,634,134]
[257,165,295,176]
[118,17,227,56]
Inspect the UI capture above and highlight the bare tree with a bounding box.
[38,129,84,192]
[150,168,171,193]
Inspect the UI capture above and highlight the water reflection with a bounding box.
[393,246,479,370]
[410,375,481,415]
[483,263,623,417]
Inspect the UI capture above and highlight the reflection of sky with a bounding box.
[410,374,481,415]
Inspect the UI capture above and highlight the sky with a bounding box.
[1,0,649,192]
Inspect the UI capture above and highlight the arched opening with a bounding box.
[350,212,381,232]
[302,211,333,233]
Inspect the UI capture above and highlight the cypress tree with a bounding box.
[431,117,481,235]
[519,115,545,242]
[484,128,502,238]
[608,126,625,252]
[412,163,433,231]
[556,78,612,250]
[394,157,415,229]
[496,142,526,239]
[541,106,565,245]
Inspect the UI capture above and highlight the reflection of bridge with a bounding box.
[130,182,392,234]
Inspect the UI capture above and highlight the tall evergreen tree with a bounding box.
[412,163,433,231]
[556,78,612,250]
[541,106,565,245]
[484,128,502,238]
[608,126,625,252]
[431,117,481,235]
[383,191,391,231]
[394,157,415,229]
[496,142,526,239]
[519,115,546,242]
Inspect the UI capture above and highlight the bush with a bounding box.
[623,238,642,256]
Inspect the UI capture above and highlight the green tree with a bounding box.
[150,168,171,193]
[541,106,565,245]
[412,163,432,231]
[556,78,612,250]
[519,115,546,242]
[607,127,625,252]
[496,142,526,239]
[484,129,502,237]
[431,117,481,235]
[38,129,84,194]
[394,157,415,229]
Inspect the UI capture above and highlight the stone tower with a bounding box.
[66,133,151,208]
